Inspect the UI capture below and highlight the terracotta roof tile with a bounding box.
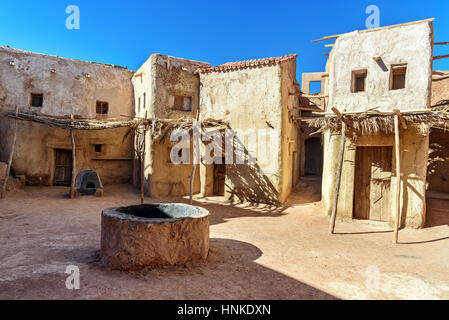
[195,54,298,74]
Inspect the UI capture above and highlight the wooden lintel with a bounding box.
[302,94,329,99]
[293,106,324,112]
[433,54,449,60]
[393,109,408,129]
[294,117,316,121]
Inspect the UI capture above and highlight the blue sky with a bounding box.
[1,0,448,83]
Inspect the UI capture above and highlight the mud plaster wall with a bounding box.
[322,128,429,228]
[280,61,301,202]
[199,62,292,204]
[428,75,449,192]
[132,54,208,196]
[0,47,135,185]
[328,22,433,113]
[10,123,133,185]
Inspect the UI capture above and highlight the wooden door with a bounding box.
[213,158,226,196]
[305,138,323,176]
[54,149,72,186]
[354,146,392,221]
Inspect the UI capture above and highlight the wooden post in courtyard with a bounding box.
[1,106,19,199]
[141,112,147,205]
[329,107,348,234]
[393,112,402,244]
[69,114,77,199]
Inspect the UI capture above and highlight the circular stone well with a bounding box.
[101,203,210,270]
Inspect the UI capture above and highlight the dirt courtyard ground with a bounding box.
[0,182,449,300]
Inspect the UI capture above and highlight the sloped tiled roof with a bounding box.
[195,54,297,74]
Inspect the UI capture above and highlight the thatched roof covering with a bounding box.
[3,110,228,148]
[305,106,449,137]
[5,111,139,130]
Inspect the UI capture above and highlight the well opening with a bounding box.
[117,204,172,219]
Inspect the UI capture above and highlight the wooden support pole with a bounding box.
[434,42,449,45]
[70,114,76,199]
[329,120,346,234]
[393,114,402,244]
[433,54,449,60]
[331,107,353,128]
[140,111,147,204]
[1,106,18,199]
[393,109,408,129]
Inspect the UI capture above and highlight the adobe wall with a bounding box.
[11,122,133,185]
[322,128,429,228]
[0,46,135,185]
[199,63,289,204]
[328,21,433,113]
[279,60,301,202]
[132,54,208,196]
[322,22,433,228]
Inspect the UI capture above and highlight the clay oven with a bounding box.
[74,170,104,197]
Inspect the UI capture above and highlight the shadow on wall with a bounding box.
[225,133,281,206]
[427,129,449,193]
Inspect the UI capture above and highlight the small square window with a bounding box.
[391,65,407,90]
[30,93,43,107]
[351,70,367,93]
[96,101,109,115]
[94,144,103,153]
[170,94,192,111]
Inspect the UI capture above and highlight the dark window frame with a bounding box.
[351,70,367,93]
[30,93,43,107]
[390,64,407,91]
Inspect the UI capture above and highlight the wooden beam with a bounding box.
[141,111,147,204]
[331,107,352,127]
[302,94,329,99]
[393,114,402,244]
[1,106,18,199]
[312,35,339,43]
[393,109,407,129]
[316,108,432,116]
[294,117,316,121]
[322,53,329,57]
[313,18,435,43]
[433,75,449,81]
[329,120,346,234]
[293,106,324,112]
[324,44,334,48]
[433,54,449,60]
[434,42,449,45]
[70,114,76,199]
[190,110,201,205]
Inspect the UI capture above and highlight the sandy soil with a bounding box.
[0,181,448,300]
